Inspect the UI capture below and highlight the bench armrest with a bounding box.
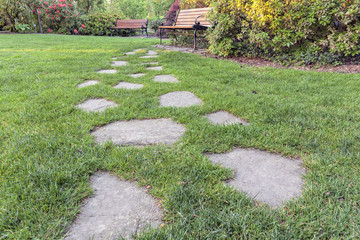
[195,15,204,25]
[160,17,173,26]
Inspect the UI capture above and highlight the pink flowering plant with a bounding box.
[31,0,83,34]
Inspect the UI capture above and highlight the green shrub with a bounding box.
[207,0,360,65]
[79,12,121,36]
[149,19,163,32]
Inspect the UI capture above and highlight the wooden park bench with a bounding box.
[159,7,211,49]
[111,19,148,36]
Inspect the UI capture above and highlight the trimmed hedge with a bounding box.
[207,0,360,65]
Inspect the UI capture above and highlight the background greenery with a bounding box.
[0,34,359,239]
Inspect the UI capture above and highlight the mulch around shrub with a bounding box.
[155,44,360,74]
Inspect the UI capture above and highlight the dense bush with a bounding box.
[207,0,360,65]
[79,11,120,36]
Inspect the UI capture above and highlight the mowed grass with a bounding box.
[0,34,359,239]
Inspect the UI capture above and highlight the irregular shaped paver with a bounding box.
[111,61,127,66]
[159,91,203,107]
[114,82,144,90]
[147,50,158,56]
[208,148,305,207]
[97,69,117,74]
[129,73,145,78]
[153,75,179,83]
[141,62,159,65]
[64,172,162,240]
[77,99,117,112]
[147,66,163,71]
[78,80,100,88]
[125,52,136,55]
[140,56,158,59]
[91,118,186,146]
[205,111,249,126]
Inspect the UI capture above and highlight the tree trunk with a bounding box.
[86,0,90,14]
[37,9,43,33]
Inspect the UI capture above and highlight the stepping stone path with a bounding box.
[141,62,159,65]
[77,80,99,88]
[206,111,249,126]
[114,82,144,90]
[97,69,117,74]
[153,75,179,83]
[91,119,185,146]
[111,61,127,66]
[64,172,162,240]
[208,148,304,207]
[147,66,163,71]
[140,55,158,59]
[77,99,117,112]
[159,91,203,107]
[69,48,307,238]
[129,73,145,78]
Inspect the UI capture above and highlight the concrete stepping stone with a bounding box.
[141,62,159,65]
[114,82,144,90]
[140,56,158,59]
[97,69,117,74]
[111,61,127,67]
[64,172,162,240]
[159,91,203,107]
[77,99,117,112]
[146,50,158,56]
[78,80,100,88]
[125,52,136,55]
[153,75,179,83]
[208,148,305,207]
[147,66,163,71]
[129,73,145,78]
[91,118,185,146]
[205,111,249,126]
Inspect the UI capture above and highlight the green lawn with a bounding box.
[0,34,359,239]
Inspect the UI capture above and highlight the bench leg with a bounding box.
[160,29,162,45]
[194,29,198,50]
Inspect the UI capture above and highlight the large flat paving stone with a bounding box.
[78,80,100,88]
[64,172,163,240]
[159,91,203,107]
[77,99,118,112]
[147,66,163,71]
[91,118,186,146]
[141,62,159,65]
[129,73,145,78]
[206,111,249,126]
[147,50,158,56]
[140,55,158,59]
[111,61,128,66]
[125,52,136,55]
[208,148,305,207]
[97,69,117,74]
[153,75,179,83]
[114,82,144,90]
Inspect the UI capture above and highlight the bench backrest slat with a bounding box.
[175,7,211,27]
[115,19,148,28]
